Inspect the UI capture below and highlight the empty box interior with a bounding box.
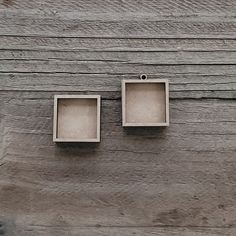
[54,97,100,142]
[123,81,168,126]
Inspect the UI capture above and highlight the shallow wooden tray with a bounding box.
[53,95,101,142]
[122,79,169,127]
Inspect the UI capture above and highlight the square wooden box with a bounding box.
[53,95,101,142]
[122,79,169,127]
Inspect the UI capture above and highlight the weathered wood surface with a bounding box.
[0,36,236,99]
[12,226,236,236]
[1,0,236,39]
[0,0,236,235]
[1,0,236,38]
[0,92,236,235]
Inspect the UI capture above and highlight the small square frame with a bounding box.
[122,79,169,127]
[53,95,101,142]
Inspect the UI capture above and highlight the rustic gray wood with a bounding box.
[13,226,236,236]
[1,0,236,13]
[1,0,236,38]
[0,92,236,233]
[1,37,236,51]
[1,71,235,99]
[0,0,236,235]
[1,10,236,38]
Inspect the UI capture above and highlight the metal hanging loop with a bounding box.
[140,74,148,80]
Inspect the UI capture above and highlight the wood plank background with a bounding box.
[0,0,236,235]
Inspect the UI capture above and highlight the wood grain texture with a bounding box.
[0,0,236,235]
[1,0,236,14]
[0,36,235,99]
[2,48,236,64]
[0,0,236,38]
[12,226,236,236]
[0,71,235,99]
[0,14,236,38]
[0,92,236,233]
[1,36,236,51]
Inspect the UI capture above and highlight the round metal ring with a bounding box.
[140,74,147,80]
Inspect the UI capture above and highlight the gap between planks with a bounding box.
[1,35,236,40]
